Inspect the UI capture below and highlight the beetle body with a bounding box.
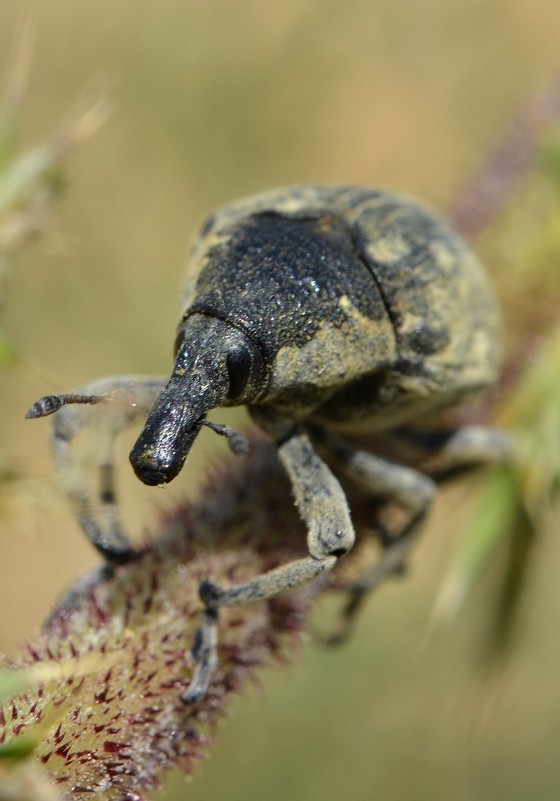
[28,185,508,702]
[135,185,499,483]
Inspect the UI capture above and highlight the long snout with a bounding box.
[129,371,225,486]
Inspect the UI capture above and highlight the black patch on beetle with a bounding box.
[188,212,390,358]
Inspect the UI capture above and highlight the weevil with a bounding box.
[27,185,511,702]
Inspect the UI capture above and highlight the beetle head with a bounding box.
[129,313,266,486]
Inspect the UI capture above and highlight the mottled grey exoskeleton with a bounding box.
[27,186,511,702]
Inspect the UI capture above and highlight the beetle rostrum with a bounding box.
[129,314,266,486]
[26,185,510,702]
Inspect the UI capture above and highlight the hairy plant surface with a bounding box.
[0,440,382,799]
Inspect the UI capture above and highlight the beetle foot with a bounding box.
[182,605,219,704]
[78,516,139,565]
[103,545,143,566]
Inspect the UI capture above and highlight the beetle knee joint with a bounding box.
[310,525,354,560]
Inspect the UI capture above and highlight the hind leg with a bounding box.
[314,425,512,644]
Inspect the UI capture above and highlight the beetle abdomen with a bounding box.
[348,192,500,398]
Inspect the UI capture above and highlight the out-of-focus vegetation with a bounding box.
[2,2,560,800]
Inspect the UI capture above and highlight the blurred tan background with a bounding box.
[2,1,560,800]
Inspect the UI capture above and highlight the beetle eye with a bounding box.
[226,345,252,400]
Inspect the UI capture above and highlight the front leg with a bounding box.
[183,421,355,703]
[26,376,166,563]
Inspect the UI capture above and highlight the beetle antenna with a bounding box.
[201,420,249,457]
[26,393,104,418]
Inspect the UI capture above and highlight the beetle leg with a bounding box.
[394,425,512,483]
[311,429,436,645]
[183,425,355,703]
[314,425,512,645]
[27,376,166,563]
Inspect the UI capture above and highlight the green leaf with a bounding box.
[485,496,536,659]
[433,466,518,623]
[0,332,19,367]
[0,668,32,704]
[0,145,63,214]
[538,127,560,188]
[0,16,34,171]
[0,733,37,762]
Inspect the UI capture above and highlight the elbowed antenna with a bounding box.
[201,419,249,456]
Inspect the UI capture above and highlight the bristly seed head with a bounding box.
[3,439,373,799]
